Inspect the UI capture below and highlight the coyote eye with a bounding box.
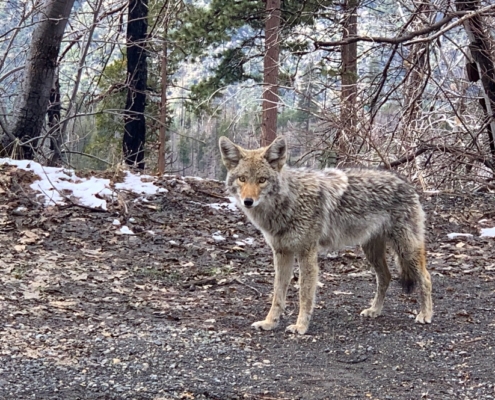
[238,176,246,182]
[258,177,267,183]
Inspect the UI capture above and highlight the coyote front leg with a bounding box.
[252,251,294,331]
[286,248,318,335]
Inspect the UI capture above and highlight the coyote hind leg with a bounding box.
[360,237,391,319]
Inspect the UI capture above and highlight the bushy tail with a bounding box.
[399,268,417,294]
[397,243,426,294]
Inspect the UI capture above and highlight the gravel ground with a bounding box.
[1,167,494,399]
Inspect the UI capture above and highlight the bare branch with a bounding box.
[315,5,495,48]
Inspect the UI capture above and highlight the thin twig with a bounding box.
[234,278,261,297]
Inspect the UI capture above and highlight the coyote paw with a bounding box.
[415,311,432,324]
[251,320,278,331]
[285,324,308,335]
[360,307,382,318]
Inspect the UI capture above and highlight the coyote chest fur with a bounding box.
[219,136,433,335]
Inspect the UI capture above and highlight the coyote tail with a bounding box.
[397,243,426,294]
[399,270,416,295]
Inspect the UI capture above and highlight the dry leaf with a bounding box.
[72,273,88,281]
[181,261,194,267]
[49,300,77,309]
[18,230,40,244]
[23,291,40,300]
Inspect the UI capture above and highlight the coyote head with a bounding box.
[219,136,287,209]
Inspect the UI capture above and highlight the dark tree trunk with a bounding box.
[48,71,63,166]
[456,0,495,167]
[261,0,280,147]
[123,0,148,169]
[7,0,75,160]
[158,19,168,175]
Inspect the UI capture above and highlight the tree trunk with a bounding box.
[339,0,358,159]
[456,0,495,167]
[7,0,75,160]
[260,0,280,147]
[158,19,168,175]
[48,70,63,166]
[401,1,432,137]
[123,0,148,170]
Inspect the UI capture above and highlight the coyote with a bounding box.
[219,136,433,335]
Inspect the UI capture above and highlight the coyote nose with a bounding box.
[244,198,254,208]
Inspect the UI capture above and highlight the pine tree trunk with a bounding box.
[339,0,358,159]
[7,0,75,160]
[123,0,148,169]
[261,0,280,147]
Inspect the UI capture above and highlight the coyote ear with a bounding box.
[219,136,243,170]
[264,136,287,171]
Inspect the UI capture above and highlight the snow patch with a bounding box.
[209,197,238,213]
[243,237,255,246]
[447,233,473,239]
[212,232,226,242]
[0,158,166,209]
[118,226,134,235]
[480,227,495,238]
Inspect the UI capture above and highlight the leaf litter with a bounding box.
[0,161,494,399]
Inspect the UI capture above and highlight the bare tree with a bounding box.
[123,0,148,169]
[456,0,495,168]
[5,0,76,159]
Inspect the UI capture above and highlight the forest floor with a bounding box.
[1,164,495,400]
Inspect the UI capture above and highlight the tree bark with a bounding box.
[158,18,168,175]
[260,0,280,147]
[48,70,63,166]
[123,0,148,169]
[402,1,432,134]
[7,0,75,160]
[339,0,358,158]
[456,0,495,166]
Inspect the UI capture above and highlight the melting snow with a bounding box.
[212,232,226,242]
[0,158,166,210]
[480,227,495,238]
[447,233,473,239]
[209,196,238,213]
[119,226,134,235]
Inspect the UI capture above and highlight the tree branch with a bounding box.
[389,144,495,170]
[315,5,495,48]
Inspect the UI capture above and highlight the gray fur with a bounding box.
[219,136,433,335]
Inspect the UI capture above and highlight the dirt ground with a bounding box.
[1,165,495,400]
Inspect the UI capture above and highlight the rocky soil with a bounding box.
[1,164,494,400]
